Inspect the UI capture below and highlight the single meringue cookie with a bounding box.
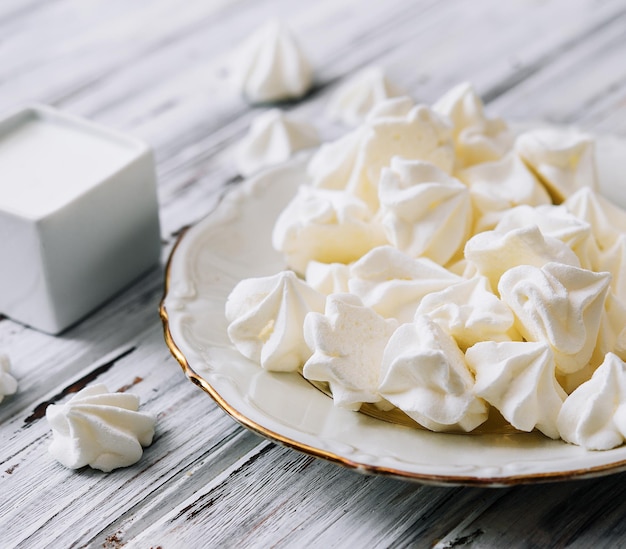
[516,128,598,203]
[236,109,319,177]
[305,261,351,295]
[433,82,514,167]
[307,127,368,191]
[379,315,488,432]
[347,105,455,209]
[46,384,155,472]
[557,352,626,450]
[498,262,611,374]
[326,66,406,126]
[565,188,626,300]
[233,20,313,103]
[366,96,415,121]
[0,354,18,404]
[226,271,325,371]
[303,293,398,410]
[458,152,552,233]
[348,246,461,323]
[272,185,387,274]
[464,225,581,292]
[378,158,472,265]
[416,276,518,350]
[466,341,566,438]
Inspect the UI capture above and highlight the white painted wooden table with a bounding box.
[2,0,626,547]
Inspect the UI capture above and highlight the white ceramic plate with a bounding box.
[161,135,626,486]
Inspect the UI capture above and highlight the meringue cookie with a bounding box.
[236,109,319,177]
[557,353,626,450]
[379,315,488,432]
[516,128,598,203]
[416,276,517,350]
[593,292,626,366]
[498,262,611,374]
[307,128,368,191]
[378,158,472,265]
[466,341,566,438]
[366,96,415,121]
[47,384,155,472]
[326,66,405,126]
[305,261,351,295]
[233,20,313,103]
[434,82,513,167]
[458,152,552,232]
[226,271,325,371]
[347,105,455,208]
[303,293,398,410]
[0,354,17,404]
[349,246,461,323]
[272,186,386,273]
[464,225,581,292]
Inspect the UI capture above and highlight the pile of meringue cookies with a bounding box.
[226,24,626,451]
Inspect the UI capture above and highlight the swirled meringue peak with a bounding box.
[46,384,155,472]
[416,276,517,351]
[459,152,552,233]
[233,20,313,103]
[348,246,462,323]
[557,353,626,450]
[378,157,472,265]
[464,225,580,292]
[0,354,17,404]
[379,315,488,432]
[326,66,406,126]
[366,96,415,122]
[516,128,598,203]
[303,293,398,410]
[237,109,319,177]
[226,271,325,372]
[466,341,565,438]
[433,82,514,167]
[498,262,611,374]
[307,127,368,191]
[272,186,386,274]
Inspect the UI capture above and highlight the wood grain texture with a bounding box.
[1,0,625,547]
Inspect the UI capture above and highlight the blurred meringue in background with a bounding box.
[0,354,17,404]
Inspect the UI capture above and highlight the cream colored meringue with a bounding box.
[464,225,581,292]
[459,152,552,233]
[557,353,626,450]
[272,186,386,274]
[46,384,155,472]
[416,276,517,350]
[433,82,513,167]
[516,128,598,203]
[379,315,488,432]
[466,341,565,438]
[378,158,472,265]
[236,109,319,177]
[498,262,611,374]
[233,20,313,103]
[348,246,461,323]
[0,354,17,404]
[305,261,350,295]
[326,66,405,126]
[307,127,368,191]
[226,271,325,371]
[593,292,626,366]
[347,105,455,209]
[303,293,397,410]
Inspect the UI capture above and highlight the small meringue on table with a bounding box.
[46,384,155,472]
[236,109,319,177]
[232,20,313,104]
[0,354,17,404]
